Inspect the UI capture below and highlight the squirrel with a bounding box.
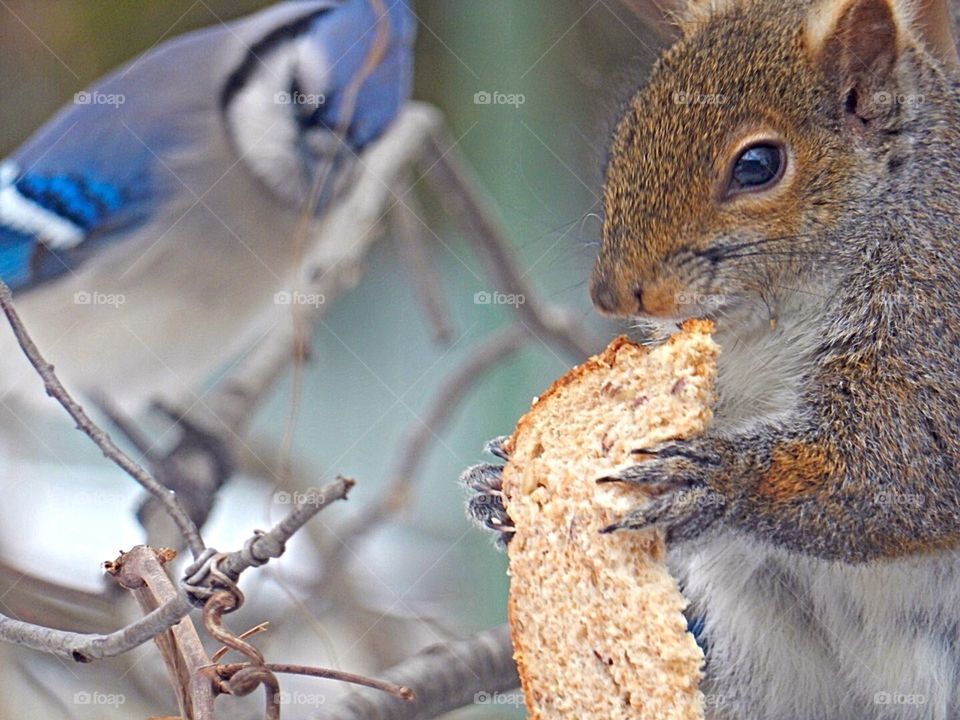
[463,0,960,717]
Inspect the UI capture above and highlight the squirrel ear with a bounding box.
[806,0,901,92]
[807,0,959,76]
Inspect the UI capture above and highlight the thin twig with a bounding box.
[328,326,527,560]
[215,662,415,700]
[217,476,355,581]
[0,281,205,558]
[314,625,519,720]
[421,129,597,361]
[393,188,455,344]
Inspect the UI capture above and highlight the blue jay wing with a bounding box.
[0,162,139,290]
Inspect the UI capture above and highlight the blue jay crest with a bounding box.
[0,0,415,293]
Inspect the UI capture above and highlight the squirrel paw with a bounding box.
[461,436,514,550]
[599,438,728,543]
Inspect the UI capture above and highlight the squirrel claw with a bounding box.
[603,486,725,543]
[461,459,514,549]
[631,439,720,465]
[484,435,511,461]
[598,456,697,492]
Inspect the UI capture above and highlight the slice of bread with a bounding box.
[502,320,718,719]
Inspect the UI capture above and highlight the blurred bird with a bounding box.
[0,0,415,416]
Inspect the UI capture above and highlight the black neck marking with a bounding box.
[219,6,334,112]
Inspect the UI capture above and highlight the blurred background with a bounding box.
[0,2,662,717]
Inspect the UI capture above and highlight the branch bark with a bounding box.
[112,546,216,720]
[314,625,519,720]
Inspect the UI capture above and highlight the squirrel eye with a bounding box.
[726,142,785,197]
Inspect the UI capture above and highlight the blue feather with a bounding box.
[1,0,414,295]
[15,172,124,231]
[305,0,415,149]
[0,227,35,291]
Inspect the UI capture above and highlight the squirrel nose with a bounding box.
[591,277,642,317]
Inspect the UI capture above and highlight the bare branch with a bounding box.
[329,326,527,558]
[314,625,519,720]
[393,189,455,344]
[168,104,447,438]
[215,662,414,700]
[126,106,448,545]
[112,546,216,720]
[216,476,355,581]
[0,280,205,558]
[0,591,194,663]
[0,558,117,635]
[421,128,596,361]
[0,478,353,663]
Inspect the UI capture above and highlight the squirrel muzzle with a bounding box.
[590,265,682,319]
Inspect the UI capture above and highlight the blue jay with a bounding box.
[0,0,415,417]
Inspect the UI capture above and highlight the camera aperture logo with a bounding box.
[675,291,725,309]
[74,290,125,308]
[672,90,726,106]
[74,91,125,107]
[474,290,525,308]
[474,90,526,108]
[873,91,924,107]
[274,290,325,308]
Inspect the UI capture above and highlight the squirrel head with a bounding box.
[593,0,960,323]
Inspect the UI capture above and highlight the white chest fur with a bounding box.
[675,537,960,719]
